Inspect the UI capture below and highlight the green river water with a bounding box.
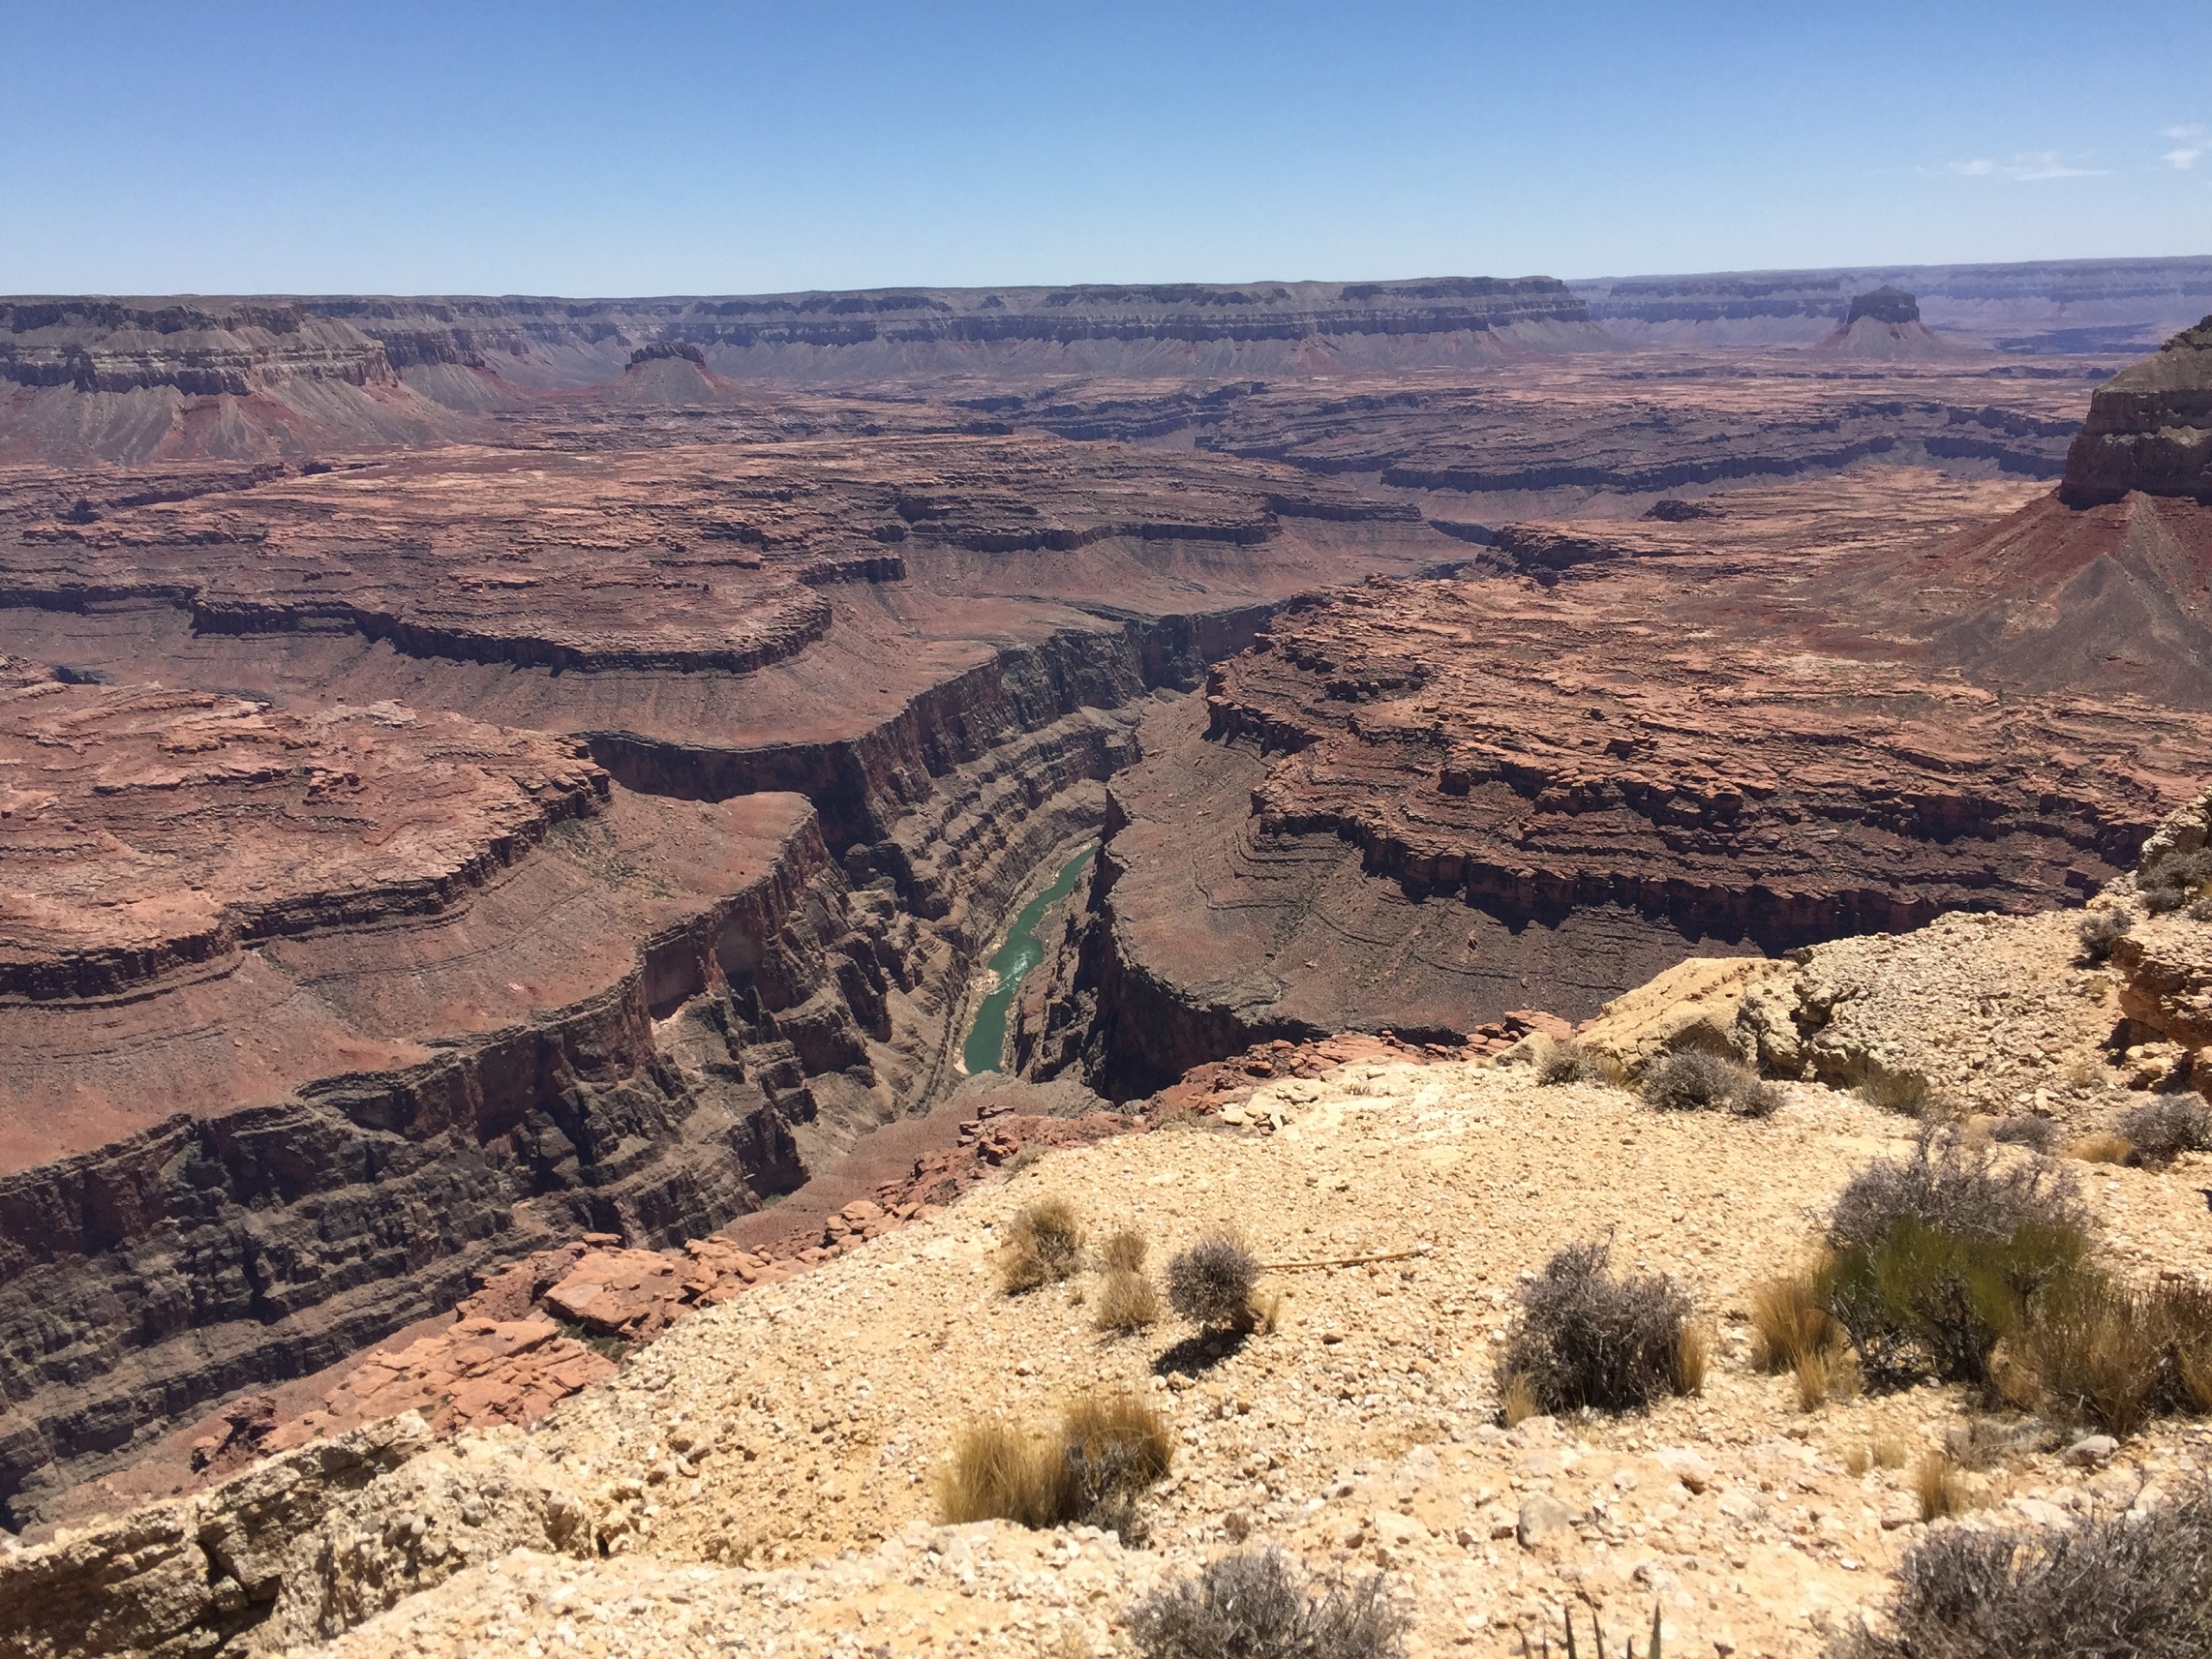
[960,844,1097,1075]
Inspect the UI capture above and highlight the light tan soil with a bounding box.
[285,1042,2212,1659]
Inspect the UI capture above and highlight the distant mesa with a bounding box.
[2059,313,2212,506]
[1809,287,1975,359]
[627,340,707,367]
[1643,498,1722,522]
[1846,286,1921,325]
[1870,317,2212,709]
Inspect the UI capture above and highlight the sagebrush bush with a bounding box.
[1989,1114,2060,1153]
[1128,1550,1408,1659]
[1642,1048,1782,1117]
[2140,847,2212,915]
[1497,1241,1696,1415]
[1167,1235,1261,1332]
[2076,907,2134,962]
[1830,1482,2212,1659]
[1820,1133,2095,1388]
[1000,1197,1085,1294]
[1828,1130,2088,1256]
[1095,1268,1163,1334]
[1824,1216,2085,1388]
[935,1389,1170,1540]
[2115,1095,2212,1164]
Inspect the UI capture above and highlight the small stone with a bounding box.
[2066,1434,2118,1467]
[1657,1447,1713,1493]
[1517,1494,1572,1547]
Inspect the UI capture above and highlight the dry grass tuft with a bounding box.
[1873,1435,1911,1469]
[1915,1450,1973,1522]
[1000,1197,1086,1295]
[1794,1347,1833,1411]
[1750,1272,1843,1372]
[1102,1228,1148,1273]
[935,1388,1171,1541]
[2067,1131,2134,1165]
[1845,1444,1872,1477]
[935,1417,1071,1530]
[1675,1320,1712,1396]
[1095,1269,1163,1334]
[2009,1272,2164,1435]
[1500,1372,1540,1428]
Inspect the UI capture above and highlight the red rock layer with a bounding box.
[1037,469,2212,1096]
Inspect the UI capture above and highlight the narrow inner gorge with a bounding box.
[961,843,1097,1076]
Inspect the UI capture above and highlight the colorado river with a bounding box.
[960,844,1097,1074]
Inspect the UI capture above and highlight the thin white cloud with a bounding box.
[1942,150,2106,182]
[2164,124,2208,168]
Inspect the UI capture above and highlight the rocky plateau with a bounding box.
[7,265,2212,1656]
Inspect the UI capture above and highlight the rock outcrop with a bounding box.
[1022,468,2212,1095]
[2060,314,2212,505]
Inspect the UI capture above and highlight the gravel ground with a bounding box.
[289,1015,2212,1659]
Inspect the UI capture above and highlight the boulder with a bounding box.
[1574,957,1800,1078]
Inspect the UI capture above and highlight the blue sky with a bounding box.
[2,1,2207,294]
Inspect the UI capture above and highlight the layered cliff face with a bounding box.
[0,421,1460,1520]
[2060,314,2212,505]
[0,301,467,466]
[1022,468,2212,1097]
[304,279,1604,389]
[1572,256,2212,353]
[0,664,927,1525]
[1188,359,2091,512]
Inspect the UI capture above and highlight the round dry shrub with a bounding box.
[1828,1128,2087,1255]
[2076,907,2133,962]
[1989,1114,2060,1153]
[1128,1549,1408,1659]
[1496,1240,1695,1415]
[1102,1228,1149,1273]
[1643,1048,1781,1117]
[1167,1235,1260,1332]
[2141,847,2212,915]
[1831,1480,2212,1659]
[2115,1095,2212,1164]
